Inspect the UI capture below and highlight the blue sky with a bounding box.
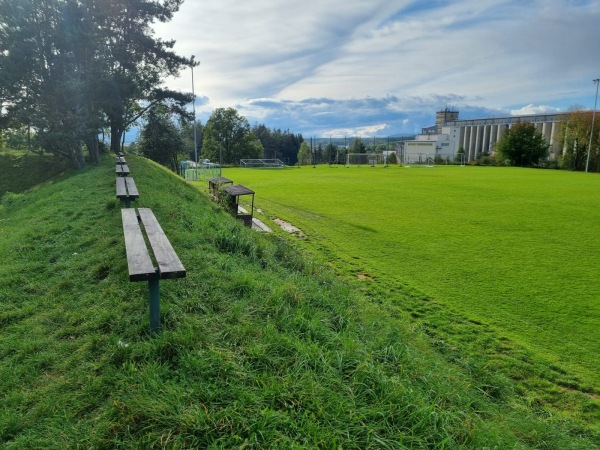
[152,0,600,137]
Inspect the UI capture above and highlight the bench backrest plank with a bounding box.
[138,208,186,279]
[122,209,156,281]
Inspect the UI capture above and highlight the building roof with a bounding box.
[208,176,233,184]
[223,184,255,196]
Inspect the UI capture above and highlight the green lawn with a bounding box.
[219,165,600,394]
[1,156,598,447]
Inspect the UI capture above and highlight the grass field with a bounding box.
[1,154,598,447]
[217,166,600,396]
[0,150,71,196]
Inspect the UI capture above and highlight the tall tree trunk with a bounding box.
[68,143,84,169]
[110,124,123,155]
[86,133,100,164]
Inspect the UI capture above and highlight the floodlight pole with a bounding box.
[190,56,199,178]
[585,78,599,173]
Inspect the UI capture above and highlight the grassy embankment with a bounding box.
[0,153,598,448]
[0,150,71,197]
[219,165,600,431]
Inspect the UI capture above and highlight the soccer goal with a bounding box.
[240,158,285,168]
[345,153,384,167]
[183,161,221,181]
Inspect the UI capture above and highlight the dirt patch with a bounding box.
[273,218,305,237]
[357,273,374,281]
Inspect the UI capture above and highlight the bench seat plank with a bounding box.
[116,164,130,176]
[125,177,139,198]
[116,177,139,200]
[138,208,186,279]
[121,209,156,281]
[116,177,127,198]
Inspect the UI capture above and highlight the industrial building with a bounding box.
[402,109,565,163]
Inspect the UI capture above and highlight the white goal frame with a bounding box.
[240,158,285,168]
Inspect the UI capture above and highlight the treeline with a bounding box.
[128,107,305,170]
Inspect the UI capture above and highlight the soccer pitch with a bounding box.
[221,165,600,391]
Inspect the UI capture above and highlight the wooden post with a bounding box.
[149,278,160,333]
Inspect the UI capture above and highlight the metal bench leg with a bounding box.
[149,278,160,333]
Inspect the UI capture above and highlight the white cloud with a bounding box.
[153,0,600,136]
[510,104,562,116]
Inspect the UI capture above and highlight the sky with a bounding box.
[152,0,600,138]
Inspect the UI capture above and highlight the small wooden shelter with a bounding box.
[223,184,255,227]
[208,176,233,195]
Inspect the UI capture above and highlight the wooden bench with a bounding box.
[116,164,130,176]
[121,208,186,332]
[116,176,139,208]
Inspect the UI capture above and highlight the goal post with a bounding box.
[240,158,285,168]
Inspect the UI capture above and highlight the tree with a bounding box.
[351,137,366,153]
[0,0,193,167]
[179,120,203,162]
[387,152,398,164]
[202,108,263,165]
[140,107,185,172]
[251,124,304,165]
[556,108,600,171]
[495,122,549,167]
[297,142,311,166]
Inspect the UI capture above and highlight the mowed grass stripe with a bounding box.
[219,165,600,390]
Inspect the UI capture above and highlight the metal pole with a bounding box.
[190,56,199,181]
[585,78,599,173]
[149,278,160,333]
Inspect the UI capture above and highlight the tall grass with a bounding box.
[0,155,597,448]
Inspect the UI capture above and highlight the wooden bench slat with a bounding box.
[116,164,130,176]
[121,209,156,281]
[116,177,127,198]
[138,208,186,279]
[124,177,139,198]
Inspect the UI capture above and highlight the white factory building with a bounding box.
[402,109,564,163]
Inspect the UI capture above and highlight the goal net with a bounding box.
[345,153,384,167]
[183,163,221,181]
[240,158,285,168]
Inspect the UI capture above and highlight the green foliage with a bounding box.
[0,156,598,448]
[202,107,264,165]
[0,191,24,206]
[386,152,398,164]
[351,137,367,153]
[251,124,304,165]
[0,0,192,164]
[496,122,549,166]
[556,109,600,171]
[140,107,185,172]
[297,141,312,165]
